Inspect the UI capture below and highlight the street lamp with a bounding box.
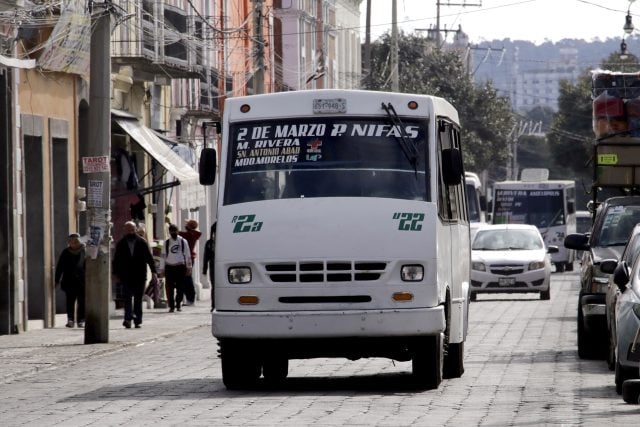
[625,0,636,34]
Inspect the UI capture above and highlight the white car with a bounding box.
[470,224,558,301]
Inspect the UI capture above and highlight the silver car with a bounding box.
[604,251,640,395]
[470,224,558,301]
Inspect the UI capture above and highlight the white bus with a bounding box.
[465,171,487,237]
[199,89,470,390]
[491,171,577,272]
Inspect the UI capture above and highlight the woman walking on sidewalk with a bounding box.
[54,233,86,328]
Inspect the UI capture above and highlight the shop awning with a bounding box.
[112,111,205,210]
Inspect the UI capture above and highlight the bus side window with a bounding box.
[437,120,452,220]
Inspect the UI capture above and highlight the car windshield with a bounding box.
[223,117,428,205]
[472,229,543,251]
[596,205,640,247]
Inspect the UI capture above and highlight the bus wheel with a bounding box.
[411,334,443,390]
[220,340,261,390]
[556,263,566,273]
[565,261,574,272]
[263,357,289,384]
[444,341,464,379]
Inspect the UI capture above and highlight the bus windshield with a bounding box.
[493,189,565,228]
[466,183,481,222]
[223,117,428,205]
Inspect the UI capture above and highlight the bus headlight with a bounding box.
[528,261,545,270]
[401,265,424,281]
[472,262,486,272]
[228,267,252,284]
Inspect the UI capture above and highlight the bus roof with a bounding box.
[224,89,459,124]
[493,180,575,189]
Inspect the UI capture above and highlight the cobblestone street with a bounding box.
[1,272,638,426]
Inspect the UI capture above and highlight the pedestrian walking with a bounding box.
[112,221,157,328]
[179,219,201,305]
[162,223,192,312]
[54,233,86,328]
[202,222,216,312]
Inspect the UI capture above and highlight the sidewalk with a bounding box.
[0,302,211,384]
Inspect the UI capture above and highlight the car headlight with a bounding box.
[228,267,252,284]
[528,261,545,270]
[401,265,424,281]
[471,262,486,272]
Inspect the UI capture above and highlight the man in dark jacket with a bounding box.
[55,233,86,328]
[112,221,157,328]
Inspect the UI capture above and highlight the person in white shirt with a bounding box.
[161,224,192,312]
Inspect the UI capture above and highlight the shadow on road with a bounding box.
[60,373,440,401]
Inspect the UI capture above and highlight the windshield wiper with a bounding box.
[381,102,418,175]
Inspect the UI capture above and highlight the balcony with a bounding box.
[111,0,206,80]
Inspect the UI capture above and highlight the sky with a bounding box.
[361,0,637,45]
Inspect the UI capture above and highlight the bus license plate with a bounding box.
[498,277,516,286]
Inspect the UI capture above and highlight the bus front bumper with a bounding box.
[212,307,445,339]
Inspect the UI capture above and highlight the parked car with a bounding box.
[470,224,557,301]
[607,225,640,376]
[564,196,640,359]
[601,247,640,396]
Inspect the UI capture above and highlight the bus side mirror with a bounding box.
[442,148,463,186]
[480,195,487,211]
[567,201,575,214]
[199,147,217,186]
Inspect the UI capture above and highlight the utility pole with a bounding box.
[84,0,112,344]
[507,120,543,181]
[435,1,481,47]
[390,0,399,91]
[363,0,371,89]
[253,0,264,94]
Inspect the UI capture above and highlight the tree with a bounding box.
[366,32,514,175]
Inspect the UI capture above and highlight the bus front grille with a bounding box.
[265,261,387,283]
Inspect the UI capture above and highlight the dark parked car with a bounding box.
[564,196,640,359]
[600,224,640,393]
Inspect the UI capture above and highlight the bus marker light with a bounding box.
[393,292,414,301]
[408,101,418,110]
[238,296,259,305]
[240,104,251,113]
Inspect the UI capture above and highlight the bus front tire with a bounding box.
[263,357,289,384]
[220,340,261,390]
[411,334,443,390]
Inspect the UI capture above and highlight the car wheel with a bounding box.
[412,334,443,390]
[220,340,261,390]
[616,357,638,395]
[470,292,477,302]
[540,288,550,300]
[577,300,595,359]
[622,379,640,404]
